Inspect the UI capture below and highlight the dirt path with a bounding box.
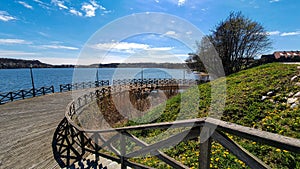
[0,92,73,169]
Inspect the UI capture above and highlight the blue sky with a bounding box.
[0,0,299,65]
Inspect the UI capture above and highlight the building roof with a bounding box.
[273,51,300,59]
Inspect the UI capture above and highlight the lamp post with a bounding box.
[96,68,99,87]
[141,67,144,80]
[96,68,99,81]
[30,64,36,97]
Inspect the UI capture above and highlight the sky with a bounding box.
[0,0,299,65]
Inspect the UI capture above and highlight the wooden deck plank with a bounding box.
[0,92,72,169]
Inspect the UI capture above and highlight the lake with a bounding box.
[0,68,195,93]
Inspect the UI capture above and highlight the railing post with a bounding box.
[80,131,86,156]
[60,85,62,92]
[42,87,45,95]
[199,126,212,169]
[94,133,100,162]
[68,84,71,91]
[120,131,126,169]
[51,86,54,93]
[9,92,13,101]
[29,65,36,97]
[21,90,25,99]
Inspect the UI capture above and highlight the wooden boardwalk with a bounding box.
[0,92,73,169]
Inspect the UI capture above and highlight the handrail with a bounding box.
[0,86,54,104]
[52,80,300,169]
[59,80,110,92]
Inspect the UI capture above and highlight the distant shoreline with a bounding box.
[0,58,187,69]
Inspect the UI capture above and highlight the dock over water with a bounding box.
[0,92,73,169]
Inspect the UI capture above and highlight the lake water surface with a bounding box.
[0,68,194,93]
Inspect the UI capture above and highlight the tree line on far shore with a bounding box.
[0,58,188,69]
[0,58,74,69]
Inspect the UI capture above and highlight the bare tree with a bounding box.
[187,12,271,75]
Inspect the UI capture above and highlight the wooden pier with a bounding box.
[2,78,299,168]
[0,78,197,169]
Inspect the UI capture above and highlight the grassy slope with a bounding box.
[127,63,300,169]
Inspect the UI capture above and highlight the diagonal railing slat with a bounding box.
[123,131,190,169]
[211,131,271,169]
[204,117,300,153]
[125,127,199,158]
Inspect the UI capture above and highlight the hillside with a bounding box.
[0,58,74,69]
[126,63,300,168]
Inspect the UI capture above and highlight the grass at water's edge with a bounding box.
[124,63,300,169]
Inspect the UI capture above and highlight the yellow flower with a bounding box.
[252,142,256,145]
[283,150,288,153]
[275,149,281,152]
[215,158,219,162]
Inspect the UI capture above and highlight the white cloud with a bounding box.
[165,31,176,35]
[269,0,280,3]
[145,47,174,51]
[267,31,280,36]
[51,0,68,10]
[38,32,50,37]
[177,0,186,6]
[103,10,112,14]
[0,39,31,44]
[33,0,51,9]
[280,31,300,36]
[18,1,33,9]
[0,11,16,22]
[81,0,106,17]
[40,44,79,50]
[69,9,83,16]
[81,3,97,17]
[90,42,174,54]
[90,0,106,10]
[164,31,180,38]
[91,42,149,51]
[0,50,37,56]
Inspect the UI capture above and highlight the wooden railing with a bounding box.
[0,86,54,104]
[52,82,300,169]
[59,80,110,92]
[112,78,198,86]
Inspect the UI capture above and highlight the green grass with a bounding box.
[125,63,300,169]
